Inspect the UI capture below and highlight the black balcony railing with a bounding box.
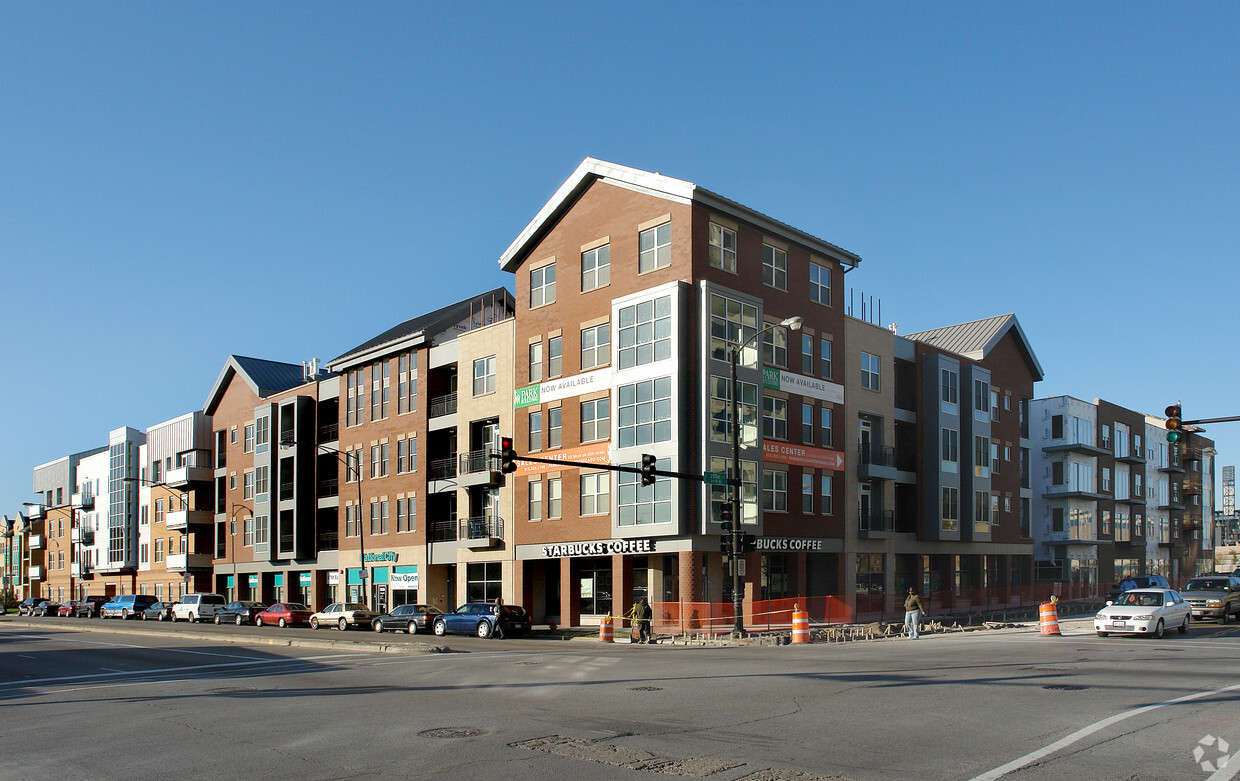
[316,531,339,551]
[279,534,295,554]
[279,482,294,501]
[860,445,895,467]
[429,457,458,481]
[429,392,458,418]
[317,421,339,442]
[459,515,503,540]
[428,519,457,543]
[460,448,498,475]
[318,477,339,498]
[859,509,896,533]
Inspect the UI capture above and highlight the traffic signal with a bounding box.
[1165,404,1182,443]
[640,453,657,486]
[720,536,733,556]
[499,437,518,474]
[719,503,733,532]
[739,534,758,554]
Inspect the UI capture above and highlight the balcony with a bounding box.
[165,509,213,531]
[318,421,339,443]
[1042,439,1108,457]
[166,464,213,489]
[166,552,213,571]
[279,482,295,502]
[28,534,44,550]
[71,491,94,510]
[318,478,339,498]
[28,565,45,580]
[1115,448,1146,464]
[858,510,895,536]
[857,446,904,481]
[317,531,339,551]
[71,527,94,544]
[458,449,501,487]
[428,519,457,543]
[1041,486,1108,501]
[429,392,458,419]
[429,456,458,482]
[71,561,91,578]
[25,505,43,520]
[459,516,504,549]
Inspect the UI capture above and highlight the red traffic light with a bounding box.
[1165,404,1181,421]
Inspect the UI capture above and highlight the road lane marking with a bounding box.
[969,680,1240,780]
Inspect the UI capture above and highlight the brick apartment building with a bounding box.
[1030,396,1216,585]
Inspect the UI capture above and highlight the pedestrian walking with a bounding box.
[636,597,653,644]
[903,587,924,639]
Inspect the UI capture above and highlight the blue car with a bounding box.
[100,594,157,619]
[432,603,530,639]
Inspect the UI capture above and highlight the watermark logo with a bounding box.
[1193,734,1231,774]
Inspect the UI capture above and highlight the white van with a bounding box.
[172,593,227,623]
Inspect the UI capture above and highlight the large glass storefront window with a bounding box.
[579,561,612,616]
[761,554,789,599]
[466,561,502,603]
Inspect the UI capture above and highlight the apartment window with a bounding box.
[548,477,562,519]
[398,352,418,414]
[1101,467,1111,492]
[618,466,672,525]
[244,515,255,546]
[548,406,562,450]
[345,504,360,538]
[618,376,673,448]
[396,496,416,532]
[345,447,363,482]
[346,368,365,427]
[820,475,833,514]
[762,397,788,440]
[990,442,1000,475]
[861,352,880,390]
[763,470,788,512]
[397,438,408,474]
[243,471,255,500]
[974,379,990,418]
[141,505,149,526]
[155,538,164,563]
[809,261,831,305]
[528,479,542,520]
[638,222,671,273]
[139,542,148,565]
[530,264,556,307]
[708,223,737,272]
[580,472,609,515]
[581,244,610,291]
[528,342,543,384]
[548,336,562,378]
[154,498,165,525]
[581,397,610,442]
[941,487,959,531]
[801,473,814,513]
[255,416,269,450]
[820,407,833,447]
[801,403,814,444]
[255,465,269,497]
[581,323,610,370]
[801,334,813,374]
[472,355,496,396]
[941,428,959,472]
[370,500,389,535]
[618,295,672,369]
[709,293,758,365]
[762,244,787,290]
[230,427,238,444]
[709,375,757,445]
[974,436,991,478]
[253,514,268,549]
[941,369,958,407]
[529,410,543,451]
[708,456,759,525]
[989,389,999,422]
[762,325,789,367]
[244,424,255,453]
[369,443,389,478]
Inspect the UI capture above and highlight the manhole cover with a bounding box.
[630,686,663,691]
[1043,684,1088,691]
[419,727,488,739]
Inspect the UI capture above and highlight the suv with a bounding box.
[1106,574,1171,603]
[1181,576,1240,622]
[75,595,110,618]
[17,597,43,616]
[309,603,379,630]
[101,594,157,619]
[173,593,227,623]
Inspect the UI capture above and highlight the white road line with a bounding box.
[970,680,1240,780]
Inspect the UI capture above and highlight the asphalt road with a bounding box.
[3,616,1240,780]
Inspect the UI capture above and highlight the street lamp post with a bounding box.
[729,315,802,635]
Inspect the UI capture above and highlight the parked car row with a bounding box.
[13,594,530,638]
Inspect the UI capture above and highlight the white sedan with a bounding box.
[1095,588,1191,638]
[309,602,379,630]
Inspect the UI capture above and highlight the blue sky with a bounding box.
[3,4,1238,517]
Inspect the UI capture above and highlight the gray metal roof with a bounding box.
[328,287,514,371]
[203,355,309,414]
[904,313,1044,381]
